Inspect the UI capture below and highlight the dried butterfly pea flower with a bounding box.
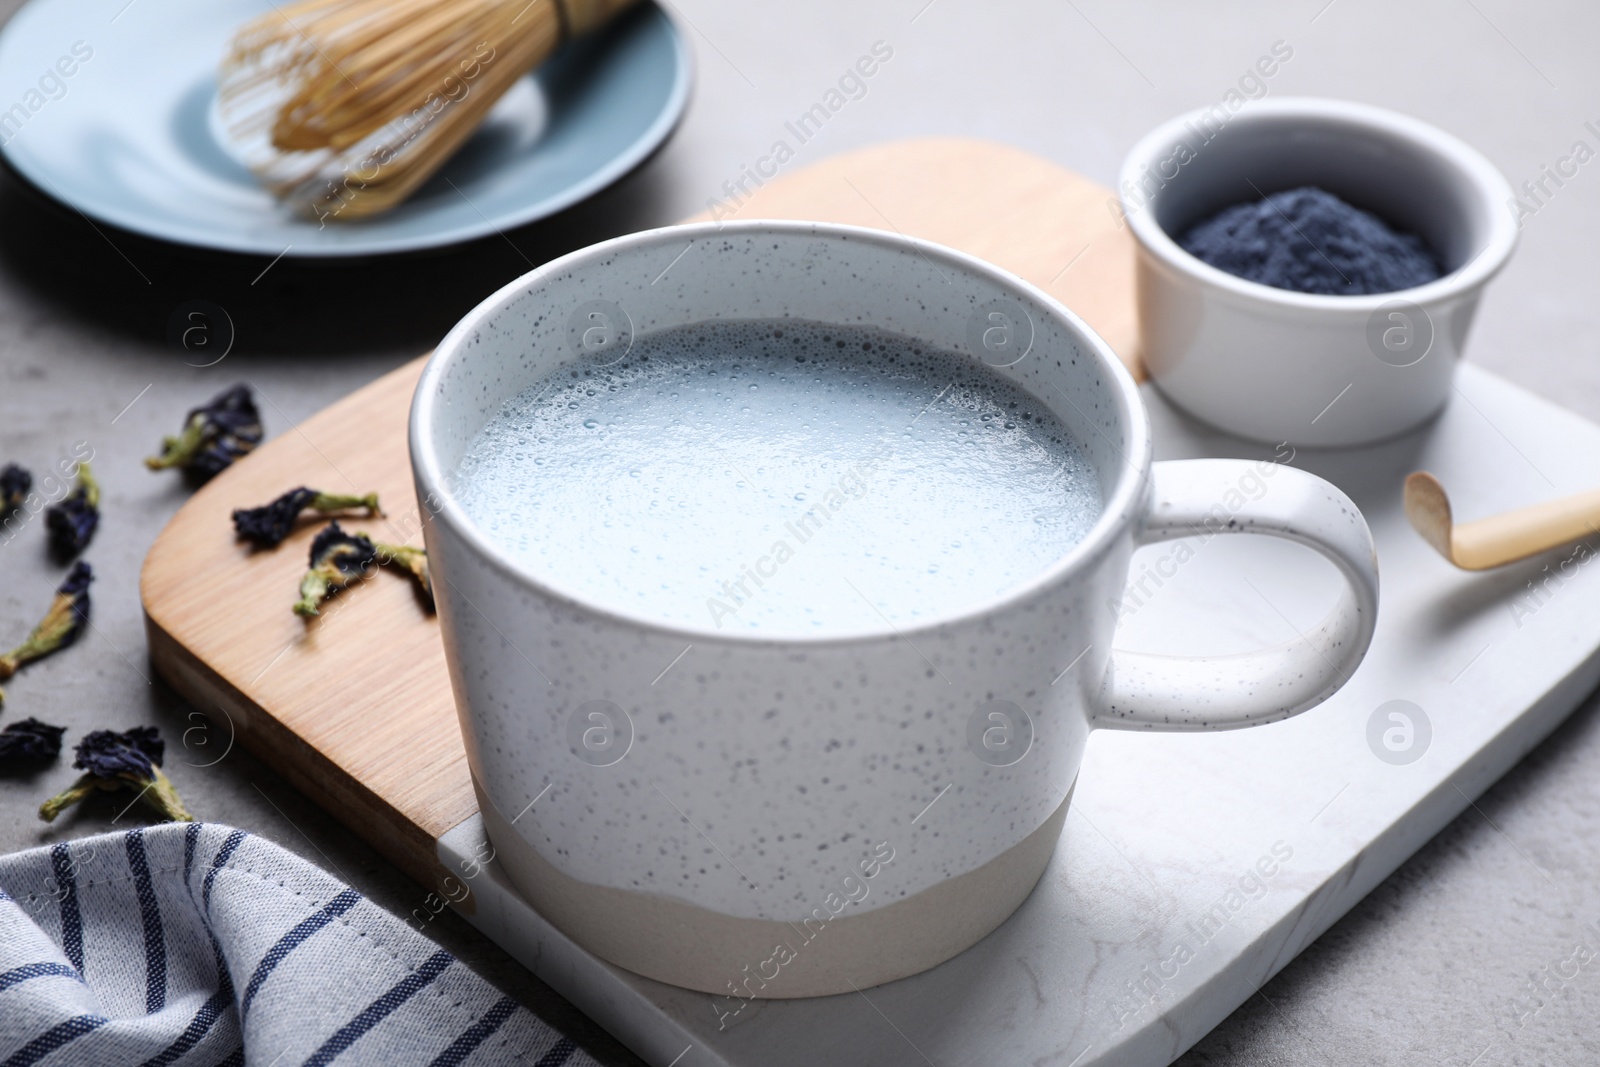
[39,725,192,823]
[0,562,92,706]
[232,487,382,548]
[0,463,30,512]
[145,383,264,479]
[0,717,65,770]
[74,724,163,776]
[293,521,378,616]
[376,542,434,612]
[44,462,99,559]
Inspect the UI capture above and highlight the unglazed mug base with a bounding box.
[475,775,1074,997]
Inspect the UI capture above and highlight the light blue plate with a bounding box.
[0,0,691,256]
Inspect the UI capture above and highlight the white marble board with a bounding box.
[439,363,1600,1067]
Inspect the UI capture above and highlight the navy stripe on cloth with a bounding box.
[202,830,246,914]
[126,828,167,1014]
[426,995,518,1067]
[240,888,361,1022]
[137,986,233,1067]
[47,844,82,974]
[184,828,238,1005]
[1,1013,108,1067]
[0,962,82,994]
[533,1038,577,1067]
[183,823,200,896]
[303,949,455,1067]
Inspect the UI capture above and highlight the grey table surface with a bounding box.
[1,1,1598,1063]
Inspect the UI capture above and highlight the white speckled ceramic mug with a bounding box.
[410,221,1380,998]
[1122,97,1517,447]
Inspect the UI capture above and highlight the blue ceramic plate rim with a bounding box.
[0,0,692,257]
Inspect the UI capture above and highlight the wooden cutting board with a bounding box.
[140,137,1142,900]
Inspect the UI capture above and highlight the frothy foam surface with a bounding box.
[455,319,1102,634]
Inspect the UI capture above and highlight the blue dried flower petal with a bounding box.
[191,438,255,479]
[146,384,264,480]
[232,487,380,548]
[73,725,164,779]
[44,464,100,560]
[234,487,319,546]
[294,521,379,616]
[57,559,93,600]
[45,497,97,556]
[0,717,65,768]
[192,385,264,477]
[50,560,93,652]
[0,463,31,511]
[310,521,378,576]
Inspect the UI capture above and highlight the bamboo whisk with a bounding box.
[218,0,638,221]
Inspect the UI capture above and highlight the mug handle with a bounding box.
[1095,459,1380,731]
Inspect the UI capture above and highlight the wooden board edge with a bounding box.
[144,610,475,914]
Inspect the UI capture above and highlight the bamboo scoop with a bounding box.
[217,0,638,221]
[1404,471,1600,570]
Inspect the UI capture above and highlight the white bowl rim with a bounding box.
[410,219,1152,648]
[1119,96,1519,312]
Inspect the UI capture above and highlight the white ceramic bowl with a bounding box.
[410,221,1380,997]
[1121,97,1517,447]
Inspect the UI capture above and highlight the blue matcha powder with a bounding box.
[1179,186,1442,296]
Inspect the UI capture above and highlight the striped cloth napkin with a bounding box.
[0,822,597,1067]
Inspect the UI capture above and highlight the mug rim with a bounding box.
[1119,95,1519,313]
[410,219,1152,647]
